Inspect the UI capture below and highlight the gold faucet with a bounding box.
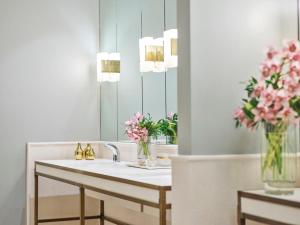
[84,143,96,160]
[74,143,84,160]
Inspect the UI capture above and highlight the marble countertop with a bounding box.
[36,159,172,188]
[244,189,300,203]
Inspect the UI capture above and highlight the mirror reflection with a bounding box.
[99,0,177,144]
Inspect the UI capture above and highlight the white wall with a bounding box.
[175,0,299,224]
[0,1,99,224]
[178,0,298,155]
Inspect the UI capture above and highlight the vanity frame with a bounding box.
[34,161,172,225]
[237,190,300,225]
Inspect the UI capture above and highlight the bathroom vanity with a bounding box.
[238,190,300,225]
[34,159,172,225]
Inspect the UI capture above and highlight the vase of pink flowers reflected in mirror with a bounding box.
[125,112,160,167]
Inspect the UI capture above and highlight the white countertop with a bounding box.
[36,159,172,188]
[245,189,300,203]
[240,189,300,224]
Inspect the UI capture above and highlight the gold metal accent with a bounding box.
[100,200,104,225]
[159,188,167,225]
[80,187,85,225]
[84,144,96,160]
[101,60,120,73]
[34,174,38,225]
[75,143,84,160]
[171,38,178,56]
[145,45,164,62]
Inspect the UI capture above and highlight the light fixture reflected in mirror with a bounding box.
[97,52,121,82]
[164,29,178,68]
[139,37,166,73]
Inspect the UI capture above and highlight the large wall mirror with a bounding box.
[100,0,177,142]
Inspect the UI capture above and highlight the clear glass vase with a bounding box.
[261,123,298,195]
[137,140,156,167]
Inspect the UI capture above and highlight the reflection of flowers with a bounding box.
[125,113,160,160]
[234,40,300,129]
[158,112,178,144]
[125,112,160,143]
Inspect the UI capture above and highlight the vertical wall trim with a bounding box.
[177,0,192,155]
[99,0,102,140]
[297,0,300,41]
[116,84,119,140]
[140,11,144,114]
[164,0,167,30]
[164,78,168,117]
[115,3,119,140]
[164,0,167,117]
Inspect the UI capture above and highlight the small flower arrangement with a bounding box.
[125,112,160,160]
[234,40,300,128]
[158,112,178,144]
[125,112,160,142]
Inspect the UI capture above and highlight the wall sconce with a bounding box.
[164,29,178,68]
[139,37,166,73]
[97,52,121,82]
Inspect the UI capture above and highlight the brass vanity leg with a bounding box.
[237,192,246,225]
[34,174,39,225]
[100,200,105,225]
[239,218,246,225]
[140,204,144,212]
[159,189,167,225]
[80,187,85,225]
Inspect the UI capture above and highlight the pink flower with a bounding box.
[125,113,150,144]
[234,107,245,121]
[269,60,281,74]
[260,59,281,79]
[291,53,300,61]
[135,112,144,121]
[235,40,300,130]
[251,81,265,98]
[283,40,299,53]
[275,89,287,100]
[261,87,275,106]
[264,46,278,60]
[260,61,271,78]
[289,61,300,77]
[279,107,293,118]
[277,106,299,124]
[167,112,174,120]
[272,90,286,111]
[251,107,263,122]
[242,118,255,129]
[283,76,300,95]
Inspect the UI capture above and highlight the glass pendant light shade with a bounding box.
[164,29,178,68]
[97,52,121,82]
[139,37,166,73]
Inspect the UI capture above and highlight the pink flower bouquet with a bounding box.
[125,113,160,160]
[234,40,300,129]
[234,40,300,191]
[125,112,148,143]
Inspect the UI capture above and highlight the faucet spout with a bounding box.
[104,143,120,162]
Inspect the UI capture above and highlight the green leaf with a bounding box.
[290,96,300,116]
